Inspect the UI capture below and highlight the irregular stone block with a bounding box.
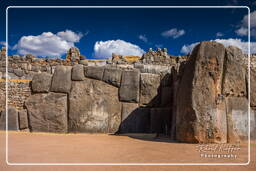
[32,73,52,93]
[119,70,140,103]
[150,108,171,135]
[84,66,104,80]
[0,106,18,130]
[176,41,227,143]
[140,73,161,106]
[72,64,85,81]
[51,66,72,93]
[226,97,249,142]
[25,92,68,133]
[102,68,122,87]
[69,78,121,133]
[251,69,256,107]
[18,109,28,130]
[13,69,24,77]
[119,107,150,133]
[222,46,247,97]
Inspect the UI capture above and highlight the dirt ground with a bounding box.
[0,131,255,171]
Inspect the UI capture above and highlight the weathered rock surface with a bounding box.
[222,46,247,97]
[84,66,104,80]
[51,66,72,93]
[102,67,122,87]
[176,41,227,143]
[251,69,256,108]
[32,73,52,93]
[226,97,248,142]
[69,78,121,133]
[0,107,18,130]
[119,70,140,102]
[140,73,160,106]
[18,109,29,130]
[71,64,84,81]
[25,92,68,133]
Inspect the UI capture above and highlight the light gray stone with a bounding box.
[72,64,85,81]
[51,66,72,93]
[32,73,52,93]
[84,66,104,80]
[102,68,122,87]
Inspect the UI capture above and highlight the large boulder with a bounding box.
[69,78,121,133]
[50,66,72,93]
[84,66,104,80]
[71,64,85,81]
[176,41,227,143]
[31,73,52,93]
[25,92,68,133]
[140,73,160,106]
[102,67,122,87]
[119,70,140,103]
[222,46,247,97]
[0,107,18,130]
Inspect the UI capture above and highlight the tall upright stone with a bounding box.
[51,66,72,93]
[176,41,227,143]
[119,70,140,103]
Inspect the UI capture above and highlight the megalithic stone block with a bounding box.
[72,64,85,81]
[0,106,19,130]
[119,70,140,103]
[32,73,52,93]
[25,92,68,133]
[84,66,105,80]
[50,66,72,93]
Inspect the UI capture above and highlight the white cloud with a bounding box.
[235,11,256,38]
[57,30,83,42]
[161,28,185,39]
[0,41,6,46]
[138,35,148,43]
[14,30,83,57]
[216,32,224,37]
[93,39,145,59]
[180,38,256,54]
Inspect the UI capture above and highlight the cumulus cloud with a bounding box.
[14,30,83,57]
[93,39,145,59]
[161,28,185,39]
[216,32,224,37]
[235,11,256,38]
[180,38,256,54]
[138,35,148,43]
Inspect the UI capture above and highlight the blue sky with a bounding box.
[1,1,256,59]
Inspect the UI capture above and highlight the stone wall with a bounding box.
[0,44,255,144]
[0,80,31,111]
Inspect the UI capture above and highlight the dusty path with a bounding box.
[0,131,255,171]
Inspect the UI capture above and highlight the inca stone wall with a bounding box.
[0,43,255,144]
